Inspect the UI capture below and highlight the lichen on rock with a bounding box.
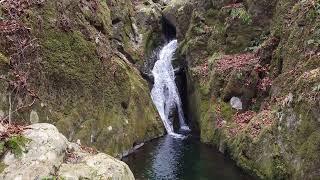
[0,0,164,158]
[166,0,320,178]
[0,123,135,180]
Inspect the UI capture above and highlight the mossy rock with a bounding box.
[0,53,9,75]
[176,0,320,179]
[0,0,164,157]
[0,53,8,66]
[0,162,7,174]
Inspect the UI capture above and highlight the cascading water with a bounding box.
[151,40,190,138]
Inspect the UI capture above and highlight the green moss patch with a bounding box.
[0,135,31,158]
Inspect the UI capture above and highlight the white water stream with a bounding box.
[151,40,190,138]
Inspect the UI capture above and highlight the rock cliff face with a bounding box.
[0,0,164,157]
[0,0,319,179]
[0,123,135,179]
[163,0,319,179]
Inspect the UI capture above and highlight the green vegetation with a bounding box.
[230,8,252,25]
[0,0,319,178]
[0,53,8,65]
[174,0,320,178]
[0,135,30,158]
[307,25,320,47]
[208,53,222,68]
[0,162,7,173]
[316,0,320,15]
[271,155,290,179]
[1,0,165,157]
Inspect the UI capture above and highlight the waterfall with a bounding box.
[151,40,190,138]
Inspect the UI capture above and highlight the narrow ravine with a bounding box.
[0,0,318,179]
[123,40,256,180]
[151,40,190,138]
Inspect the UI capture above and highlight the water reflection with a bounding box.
[152,136,181,179]
[123,135,255,180]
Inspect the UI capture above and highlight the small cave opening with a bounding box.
[161,17,176,41]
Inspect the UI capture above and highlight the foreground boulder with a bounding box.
[0,123,135,180]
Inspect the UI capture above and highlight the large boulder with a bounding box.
[0,123,135,180]
[59,153,134,180]
[1,123,68,179]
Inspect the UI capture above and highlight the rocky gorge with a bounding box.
[0,0,319,179]
[162,0,320,179]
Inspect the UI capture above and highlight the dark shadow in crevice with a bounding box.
[112,18,121,25]
[161,17,176,42]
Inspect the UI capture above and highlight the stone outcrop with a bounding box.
[0,123,135,180]
[0,0,164,157]
[162,0,194,40]
[0,0,318,179]
[164,0,320,179]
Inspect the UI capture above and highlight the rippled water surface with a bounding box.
[122,135,255,180]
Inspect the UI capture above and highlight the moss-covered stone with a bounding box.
[0,0,164,157]
[0,53,8,66]
[169,0,320,178]
[0,162,7,174]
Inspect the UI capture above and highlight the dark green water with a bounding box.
[122,135,255,180]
